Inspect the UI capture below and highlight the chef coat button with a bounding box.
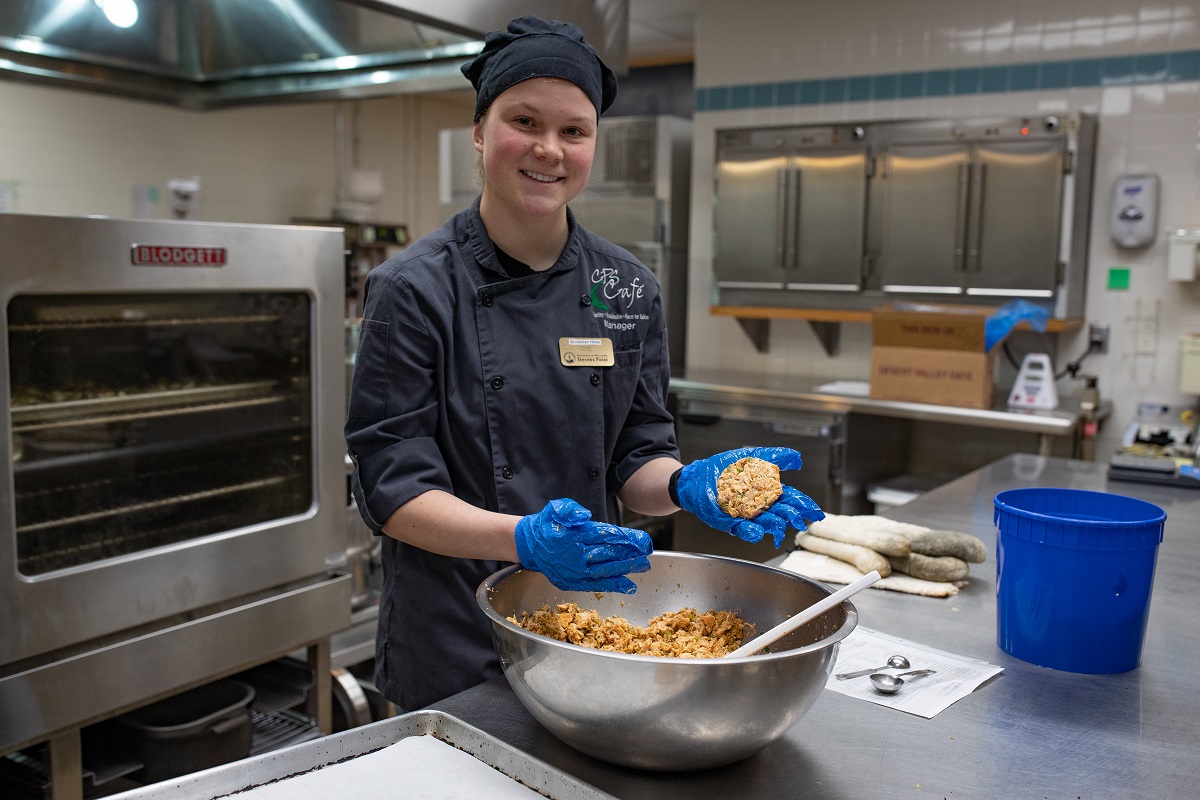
[588,467,600,479]
[482,293,494,307]
[490,376,505,390]
[502,466,514,479]
[581,295,592,306]
[589,373,600,386]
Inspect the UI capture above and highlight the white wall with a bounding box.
[0,80,473,237]
[689,0,1200,460]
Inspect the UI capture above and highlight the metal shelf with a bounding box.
[710,305,1083,355]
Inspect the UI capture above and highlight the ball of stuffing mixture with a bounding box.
[716,457,782,519]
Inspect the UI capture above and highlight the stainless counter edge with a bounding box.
[671,374,1089,435]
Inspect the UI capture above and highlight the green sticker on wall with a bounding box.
[1107,267,1131,290]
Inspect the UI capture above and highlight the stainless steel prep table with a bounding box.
[431,454,1200,799]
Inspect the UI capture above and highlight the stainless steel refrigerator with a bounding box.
[712,114,1097,318]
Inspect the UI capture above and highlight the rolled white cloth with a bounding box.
[779,549,961,598]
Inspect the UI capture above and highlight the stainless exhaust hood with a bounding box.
[0,0,628,109]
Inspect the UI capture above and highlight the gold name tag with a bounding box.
[559,337,615,367]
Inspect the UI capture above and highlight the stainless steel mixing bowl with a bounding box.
[477,551,857,771]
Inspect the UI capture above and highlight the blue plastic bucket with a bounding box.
[994,487,1166,674]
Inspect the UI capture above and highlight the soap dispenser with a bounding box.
[1110,174,1159,249]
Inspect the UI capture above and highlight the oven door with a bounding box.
[0,214,347,667]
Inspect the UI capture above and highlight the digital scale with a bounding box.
[1108,454,1200,487]
[1008,353,1058,410]
[1107,403,1200,488]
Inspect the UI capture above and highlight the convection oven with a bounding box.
[0,214,351,757]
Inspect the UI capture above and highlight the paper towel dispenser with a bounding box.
[1167,228,1200,281]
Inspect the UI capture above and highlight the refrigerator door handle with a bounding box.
[789,166,803,273]
[953,161,970,272]
[968,162,988,272]
[775,168,789,272]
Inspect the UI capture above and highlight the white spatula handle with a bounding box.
[725,570,881,658]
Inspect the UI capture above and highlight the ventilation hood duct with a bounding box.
[0,0,628,109]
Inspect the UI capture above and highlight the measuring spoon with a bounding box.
[870,669,937,694]
[834,654,910,680]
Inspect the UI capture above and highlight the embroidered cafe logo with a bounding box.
[589,267,644,311]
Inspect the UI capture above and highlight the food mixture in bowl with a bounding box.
[510,603,752,658]
[716,457,782,519]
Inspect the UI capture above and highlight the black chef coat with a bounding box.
[345,200,679,709]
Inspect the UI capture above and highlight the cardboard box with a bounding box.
[870,303,995,351]
[869,304,998,409]
[870,346,996,408]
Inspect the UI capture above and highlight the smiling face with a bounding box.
[474,77,597,225]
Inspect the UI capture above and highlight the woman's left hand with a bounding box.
[674,447,826,547]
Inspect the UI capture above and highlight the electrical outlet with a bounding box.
[1088,323,1109,354]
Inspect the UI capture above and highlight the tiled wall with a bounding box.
[695,49,1200,111]
[0,81,472,236]
[687,0,1200,462]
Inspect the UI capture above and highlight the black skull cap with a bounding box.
[461,15,618,122]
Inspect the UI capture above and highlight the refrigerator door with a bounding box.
[713,148,791,289]
[787,147,868,292]
[966,138,1066,297]
[879,141,972,294]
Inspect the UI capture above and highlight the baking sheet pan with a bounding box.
[108,710,615,800]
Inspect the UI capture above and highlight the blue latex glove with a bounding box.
[985,299,1048,351]
[515,498,653,594]
[675,447,826,547]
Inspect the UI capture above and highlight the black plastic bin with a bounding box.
[112,679,255,783]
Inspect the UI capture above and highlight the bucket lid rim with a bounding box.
[994,487,1167,527]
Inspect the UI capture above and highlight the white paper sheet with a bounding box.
[826,626,1003,718]
[233,735,546,799]
[812,380,870,396]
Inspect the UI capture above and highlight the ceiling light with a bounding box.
[95,0,138,29]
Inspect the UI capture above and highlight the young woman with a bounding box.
[346,15,823,711]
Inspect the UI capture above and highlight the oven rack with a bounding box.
[11,380,283,430]
[17,475,292,534]
[16,462,308,575]
[7,313,283,332]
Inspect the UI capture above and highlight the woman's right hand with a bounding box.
[515,499,653,594]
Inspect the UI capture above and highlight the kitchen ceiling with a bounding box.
[627,0,694,66]
[0,0,697,109]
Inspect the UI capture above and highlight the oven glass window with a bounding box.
[8,293,313,576]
